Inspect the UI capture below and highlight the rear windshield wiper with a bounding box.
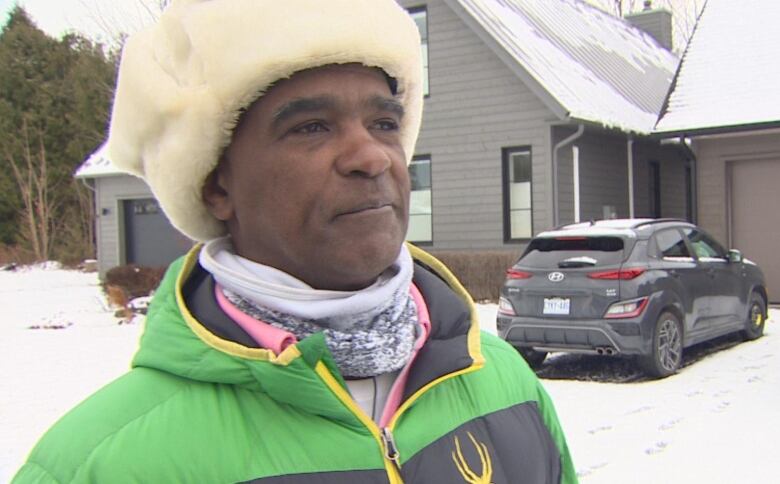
[558,256,597,268]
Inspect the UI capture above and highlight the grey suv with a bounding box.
[497,219,768,378]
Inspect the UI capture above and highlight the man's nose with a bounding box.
[334,124,393,178]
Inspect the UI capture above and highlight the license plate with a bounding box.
[543,298,570,315]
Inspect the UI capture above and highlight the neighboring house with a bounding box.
[398,0,687,251]
[655,0,780,301]
[74,145,193,276]
[77,0,690,277]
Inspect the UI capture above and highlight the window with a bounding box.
[409,8,429,96]
[654,229,691,259]
[683,228,727,260]
[503,147,533,241]
[521,237,625,268]
[407,156,432,243]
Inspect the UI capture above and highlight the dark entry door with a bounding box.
[123,198,192,267]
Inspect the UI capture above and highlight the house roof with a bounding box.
[655,0,780,135]
[73,143,123,179]
[447,0,679,134]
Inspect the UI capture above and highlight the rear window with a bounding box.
[518,236,626,268]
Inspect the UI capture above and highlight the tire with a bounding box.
[515,347,548,369]
[741,292,766,341]
[639,311,683,378]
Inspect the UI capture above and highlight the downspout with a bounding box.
[627,137,635,218]
[552,124,584,226]
[573,146,580,223]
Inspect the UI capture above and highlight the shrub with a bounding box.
[103,264,166,300]
[428,250,521,302]
[0,244,37,266]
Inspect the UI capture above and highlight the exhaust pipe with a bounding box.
[596,347,605,355]
[605,347,616,356]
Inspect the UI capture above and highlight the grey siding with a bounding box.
[630,139,690,219]
[692,131,780,246]
[556,128,629,224]
[397,0,557,250]
[94,175,155,276]
[555,127,690,225]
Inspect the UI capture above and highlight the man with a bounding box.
[14,1,577,482]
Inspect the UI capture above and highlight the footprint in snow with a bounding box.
[645,441,669,455]
[587,425,613,434]
[714,401,732,413]
[659,418,682,431]
[625,405,653,415]
[576,462,608,478]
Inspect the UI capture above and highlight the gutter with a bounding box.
[552,124,584,226]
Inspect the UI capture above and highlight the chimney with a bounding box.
[625,3,673,51]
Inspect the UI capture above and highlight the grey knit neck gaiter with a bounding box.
[223,287,418,378]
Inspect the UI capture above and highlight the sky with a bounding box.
[0,0,158,44]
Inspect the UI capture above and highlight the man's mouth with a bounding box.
[338,200,394,217]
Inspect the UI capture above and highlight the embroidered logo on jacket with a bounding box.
[451,432,494,484]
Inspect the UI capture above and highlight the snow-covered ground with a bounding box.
[1,267,778,482]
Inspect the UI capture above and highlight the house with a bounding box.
[77,0,689,277]
[74,145,193,273]
[655,0,780,301]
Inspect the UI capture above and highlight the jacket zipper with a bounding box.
[380,427,401,473]
[313,362,403,483]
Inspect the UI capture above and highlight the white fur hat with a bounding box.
[106,0,424,242]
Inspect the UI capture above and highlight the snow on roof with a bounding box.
[73,143,123,178]
[655,0,780,134]
[450,0,679,134]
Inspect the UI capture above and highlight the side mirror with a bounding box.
[728,249,743,263]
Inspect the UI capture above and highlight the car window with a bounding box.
[519,236,625,268]
[683,228,727,259]
[654,229,691,258]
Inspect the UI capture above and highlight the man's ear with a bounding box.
[202,167,234,222]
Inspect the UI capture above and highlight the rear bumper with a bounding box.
[497,314,650,355]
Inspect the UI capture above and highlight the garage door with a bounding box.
[730,158,780,303]
[123,198,192,268]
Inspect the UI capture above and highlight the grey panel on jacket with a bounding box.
[401,401,562,484]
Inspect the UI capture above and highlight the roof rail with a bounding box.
[551,219,597,231]
[631,218,689,229]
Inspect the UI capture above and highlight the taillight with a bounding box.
[498,297,516,315]
[604,297,649,319]
[506,268,533,279]
[588,267,646,280]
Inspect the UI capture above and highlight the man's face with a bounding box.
[204,64,410,291]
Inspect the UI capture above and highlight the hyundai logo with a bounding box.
[548,272,565,282]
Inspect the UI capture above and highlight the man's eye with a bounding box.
[292,121,328,134]
[373,119,399,131]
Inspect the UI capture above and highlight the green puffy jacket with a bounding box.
[14,245,577,483]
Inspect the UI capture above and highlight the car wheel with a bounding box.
[515,347,548,369]
[639,311,683,378]
[741,292,766,341]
